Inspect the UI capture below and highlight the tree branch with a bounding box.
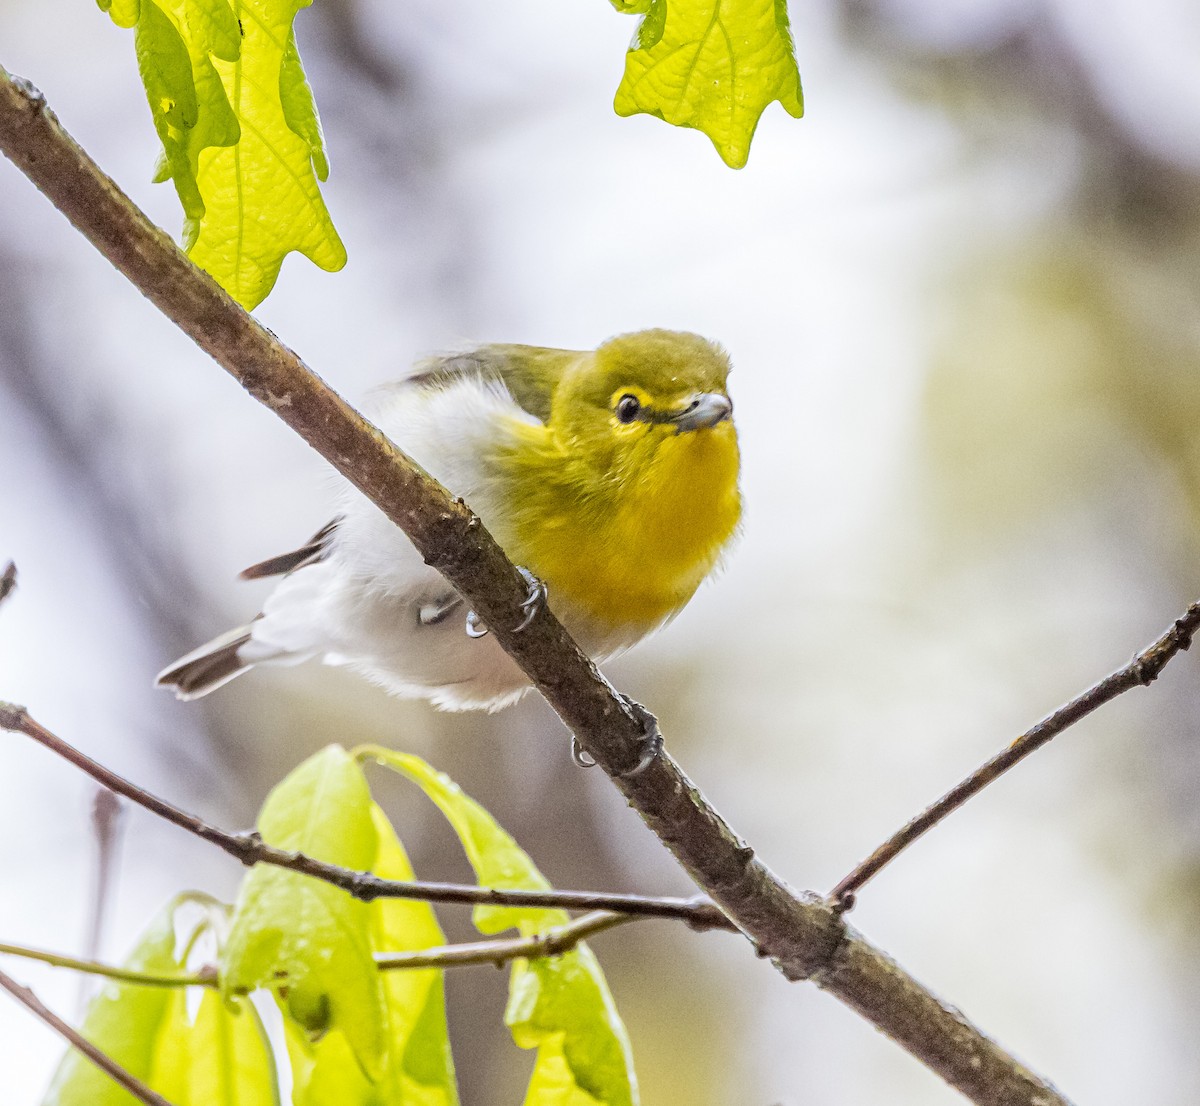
[0,705,1074,1106]
[0,941,216,989]
[830,600,1200,908]
[79,787,125,1012]
[374,910,635,969]
[0,68,1076,1105]
[0,967,177,1106]
[0,912,635,988]
[0,62,839,974]
[0,561,15,607]
[0,701,732,929]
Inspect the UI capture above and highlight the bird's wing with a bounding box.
[401,345,577,424]
[239,517,342,580]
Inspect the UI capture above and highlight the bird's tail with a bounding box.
[156,626,254,700]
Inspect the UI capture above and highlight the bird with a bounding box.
[156,329,742,715]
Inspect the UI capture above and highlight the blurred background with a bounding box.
[3,0,1200,1101]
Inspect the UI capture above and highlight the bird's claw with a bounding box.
[571,736,597,768]
[514,567,547,632]
[569,696,663,777]
[464,609,489,638]
[620,696,663,776]
[465,567,547,639]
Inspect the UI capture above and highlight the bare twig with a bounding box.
[0,561,15,606]
[830,601,1200,909]
[78,787,125,1013]
[375,910,635,970]
[0,702,733,929]
[0,941,216,989]
[0,967,176,1106]
[0,69,1078,1105]
[0,913,633,986]
[0,703,1075,1106]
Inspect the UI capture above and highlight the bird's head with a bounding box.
[550,330,738,479]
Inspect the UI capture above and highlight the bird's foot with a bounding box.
[465,567,547,638]
[570,696,663,777]
[513,567,547,632]
[571,735,597,769]
[620,696,663,776]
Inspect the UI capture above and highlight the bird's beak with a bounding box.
[670,393,733,433]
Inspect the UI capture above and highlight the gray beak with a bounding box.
[670,392,733,433]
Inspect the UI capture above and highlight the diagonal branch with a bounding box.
[0,61,834,974]
[830,601,1200,908]
[0,67,1075,1106]
[0,561,15,607]
[0,967,176,1106]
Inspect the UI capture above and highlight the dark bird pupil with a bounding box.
[616,395,641,423]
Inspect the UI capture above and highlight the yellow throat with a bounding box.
[486,331,742,643]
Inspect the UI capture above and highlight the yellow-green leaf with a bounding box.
[98,0,141,30]
[509,950,636,1106]
[613,0,804,169]
[282,803,459,1106]
[150,990,278,1106]
[359,748,562,937]
[222,745,386,1080]
[369,804,459,1106]
[43,907,177,1106]
[99,0,344,307]
[189,0,346,306]
[44,900,277,1106]
[358,748,638,1106]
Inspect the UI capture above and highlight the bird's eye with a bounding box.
[615,394,641,424]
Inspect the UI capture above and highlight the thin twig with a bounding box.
[0,941,216,989]
[0,967,176,1106]
[0,703,1077,1106]
[0,702,733,929]
[830,601,1200,909]
[375,910,635,970]
[0,912,633,987]
[0,561,15,606]
[78,787,125,1013]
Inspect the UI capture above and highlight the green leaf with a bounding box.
[281,803,459,1106]
[44,899,277,1106]
[369,804,459,1106]
[222,745,386,1080]
[150,990,278,1106]
[282,1017,377,1106]
[613,0,804,169]
[135,1,204,218]
[360,748,562,938]
[186,0,347,306]
[43,906,177,1106]
[358,748,638,1106]
[98,0,141,29]
[509,950,636,1106]
[100,0,345,307]
[279,27,330,181]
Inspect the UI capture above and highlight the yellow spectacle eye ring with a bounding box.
[615,394,641,423]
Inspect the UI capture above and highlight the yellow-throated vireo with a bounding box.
[157,329,741,712]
